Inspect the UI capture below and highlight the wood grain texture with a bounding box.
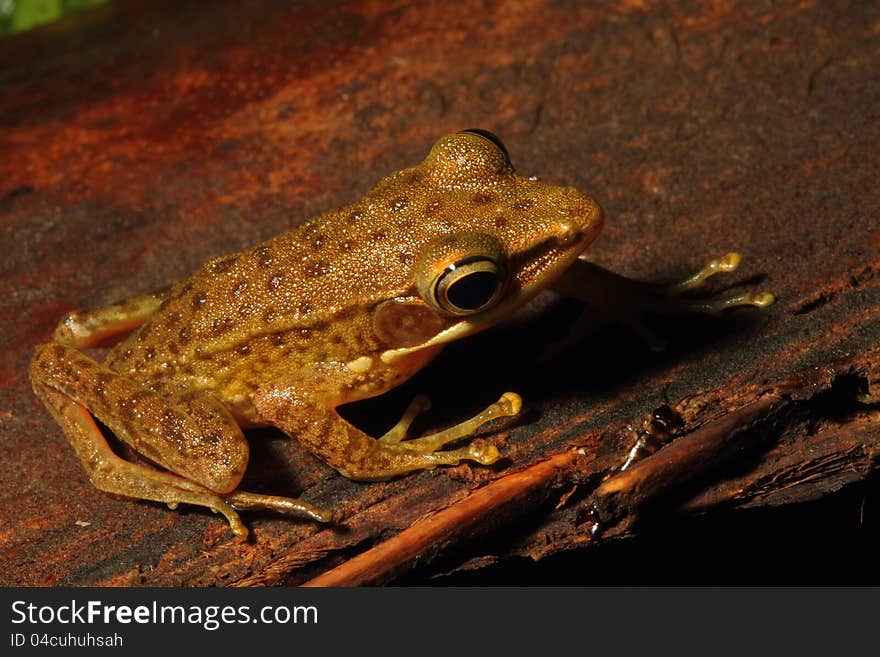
[1,0,877,585]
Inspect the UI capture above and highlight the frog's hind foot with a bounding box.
[667,252,775,315]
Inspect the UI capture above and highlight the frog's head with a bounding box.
[378,130,603,364]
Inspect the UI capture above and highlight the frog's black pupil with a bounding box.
[460,129,510,163]
[447,271,499,311]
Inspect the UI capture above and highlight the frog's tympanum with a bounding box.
[30,130,774,537]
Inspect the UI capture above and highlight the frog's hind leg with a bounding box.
[30,343,328,538]
[53,288,169,348]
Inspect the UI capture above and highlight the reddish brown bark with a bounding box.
[1,0,878,585]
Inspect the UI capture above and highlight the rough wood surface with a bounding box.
[1,0,878,586]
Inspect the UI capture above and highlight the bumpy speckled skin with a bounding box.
[104,132,602,423]
[29,132,602,534]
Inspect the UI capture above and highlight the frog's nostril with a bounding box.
[557,223,580,247]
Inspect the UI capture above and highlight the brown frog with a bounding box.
[30,130,773,538]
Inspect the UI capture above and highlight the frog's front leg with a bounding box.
[552,254,774,350]
[30,343,329,538]
[252,364,515,482]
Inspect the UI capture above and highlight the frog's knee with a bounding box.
[172,427,249,494]
[29,342,64,382]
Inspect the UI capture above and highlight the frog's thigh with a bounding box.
[252,373,504,482]
[30,344,250,529]
[53,288,168,348]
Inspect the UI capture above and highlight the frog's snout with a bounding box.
[565,191,604,250]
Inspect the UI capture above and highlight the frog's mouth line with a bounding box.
[380,224,600,365]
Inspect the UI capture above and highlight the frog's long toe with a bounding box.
[666,252,775,316]
[668,251,743,293]
[379,394,432,444]
[226,491,333,524]
[400,392,521,453]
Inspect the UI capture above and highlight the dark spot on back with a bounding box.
[211,316,234,336]
[305,260,329,278]
[390,197,409,211]
[312,235,325,250]
[235,343,252,356]
[347,209,363,224]
[494,216,508,229]
[262,308,277,324]
[341,241,355,252]
[144,347,156,360]
[514,198,534,211]
[179,326,192,345]
[297,301,312,316]
[267,274,283,291]
[271,333,285,346]
[425,199,442,215]
[211,257,237,274]
[473,192,495,204]
[168,342,179,355]
[255,246,272,268]
[232,280,248,296]
[398,251,413,265]
[192,293,207,311]
[370,230,386,243]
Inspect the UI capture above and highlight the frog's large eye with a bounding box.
[459,129,511,165]
[432,256,503,316]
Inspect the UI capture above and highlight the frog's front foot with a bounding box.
[254,386,519,482]
[370,392,520,474]
[667,252,775,316]
[551,252,774,352]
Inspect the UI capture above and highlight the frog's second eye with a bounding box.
[459,129,511,165]
[433,257,503,315]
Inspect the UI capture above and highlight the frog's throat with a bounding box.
[379,320,474,364]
